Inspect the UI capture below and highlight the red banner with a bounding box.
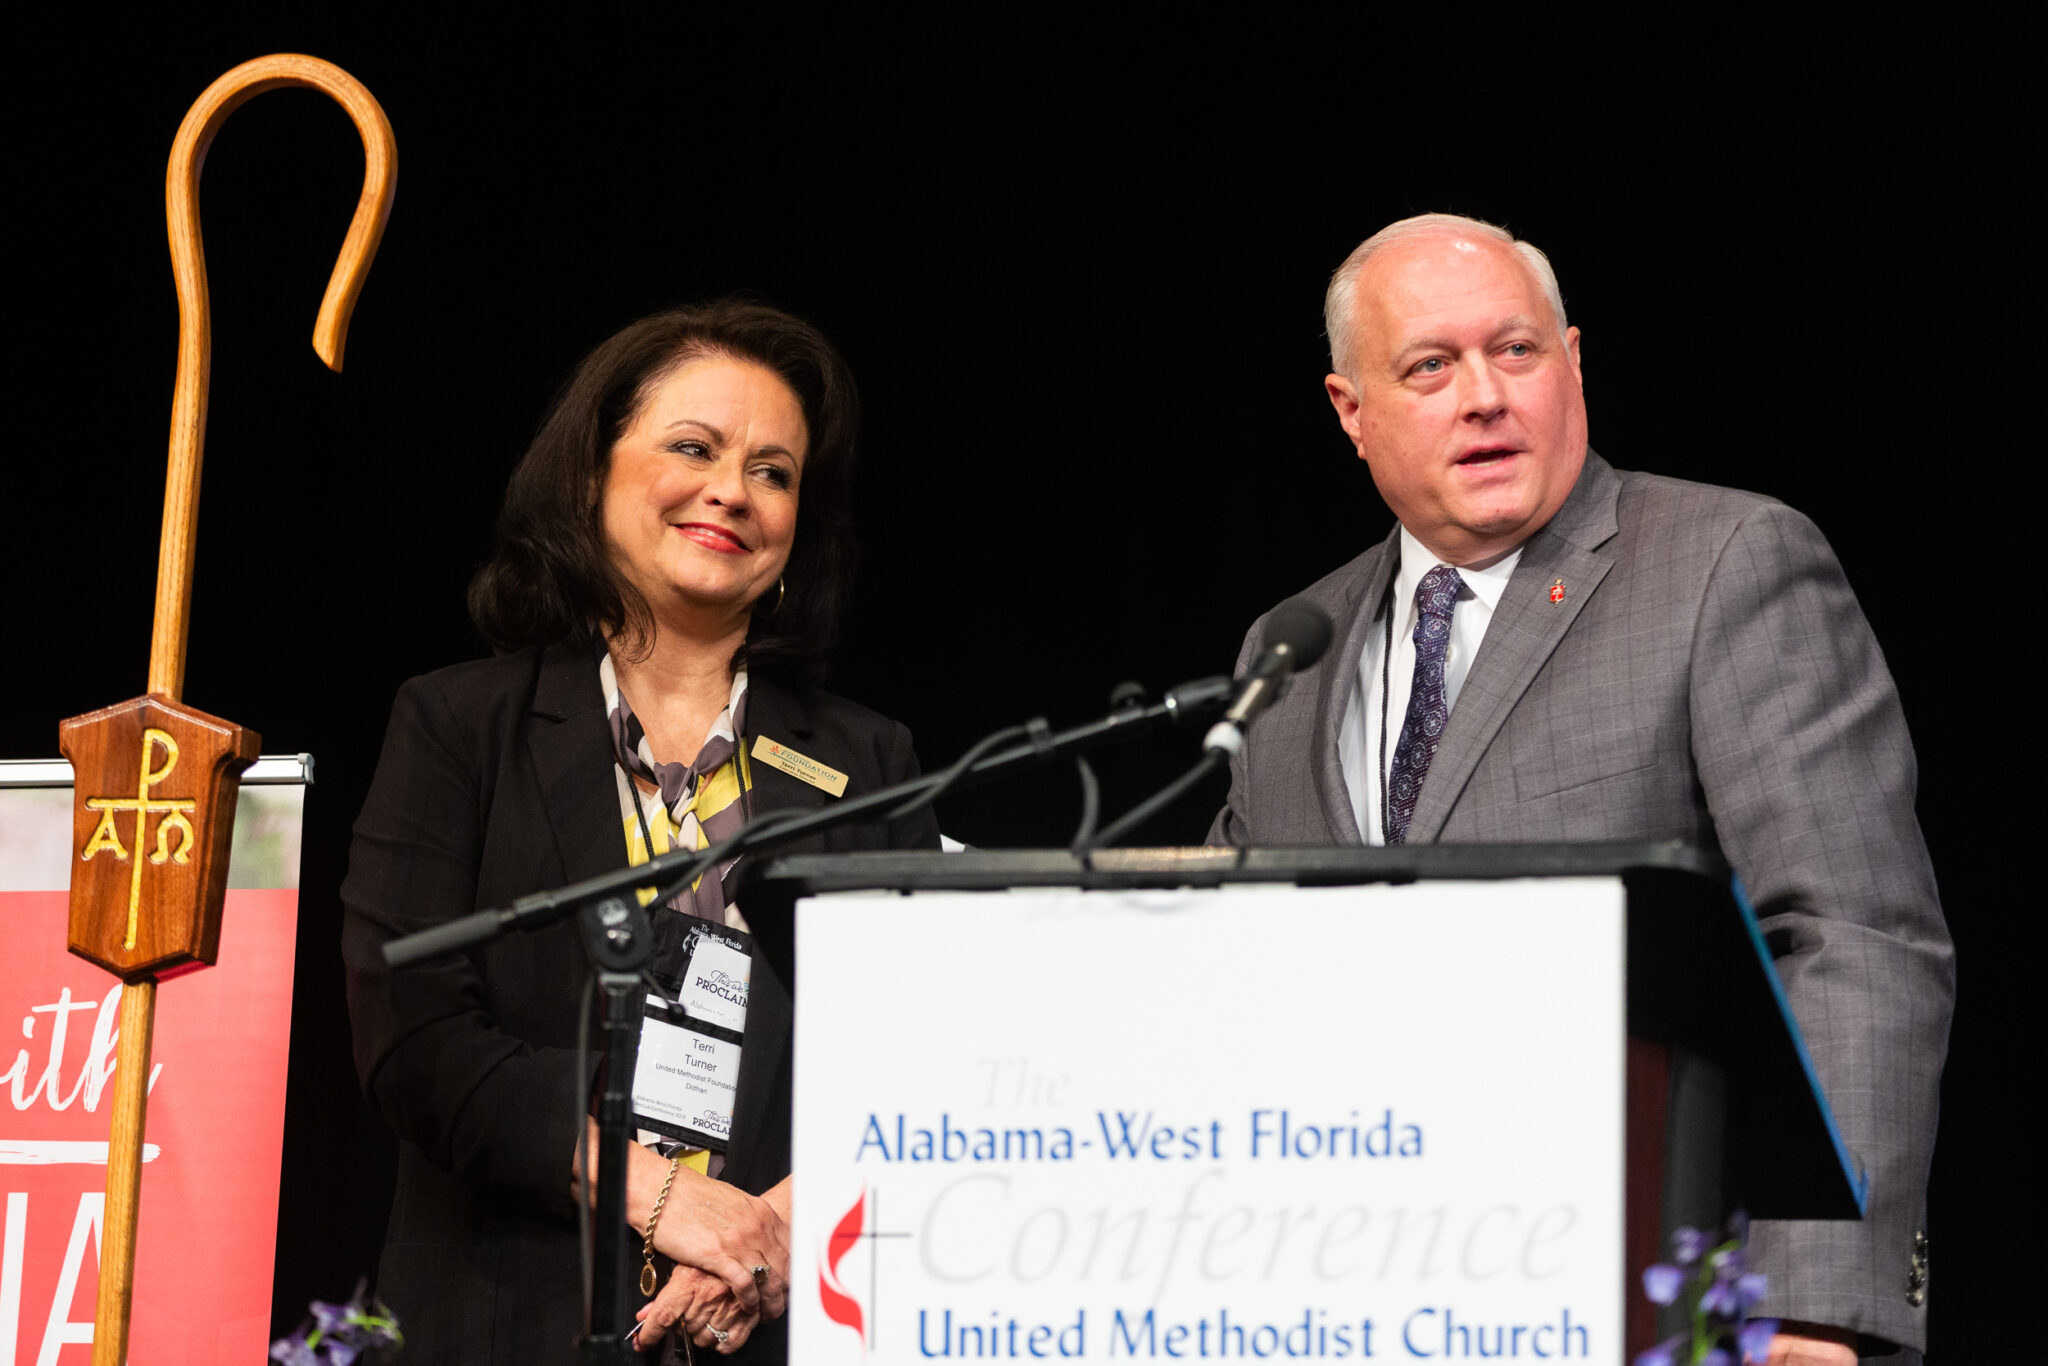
[1,887,297,1365]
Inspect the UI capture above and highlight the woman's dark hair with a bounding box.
[469,299,859,684]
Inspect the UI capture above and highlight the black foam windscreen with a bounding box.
[1265,597,1334,670]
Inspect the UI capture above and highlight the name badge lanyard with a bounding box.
[1379,576,1395,845]
[614,742,756,1153]
[615,754,759,984]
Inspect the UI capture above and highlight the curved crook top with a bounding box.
[167,52,397,370]
[149,54,397,699]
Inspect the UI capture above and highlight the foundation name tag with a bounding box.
[751,735,849,798]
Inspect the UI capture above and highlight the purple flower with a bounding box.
[1671,1226,1708,1265]
[1739,1317,1781,1362]
[1643,1262,1687,1305]
[1633,1333,1685,1366]
[1701,1273,1742,1317]
[270,1338,322,1366]
[1639,1211,1771,1364]
[309,1299,355,1335]
[1703,1259,1767,1318]
[269,1278,402,1362]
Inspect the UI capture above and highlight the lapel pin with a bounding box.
[1549,578,1566,605]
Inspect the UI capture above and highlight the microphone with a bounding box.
[1081,599,1334,852]
[1204,597,1333,756]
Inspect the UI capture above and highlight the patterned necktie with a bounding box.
[1385,565,1464,845]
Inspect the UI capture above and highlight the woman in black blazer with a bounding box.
[341,302,938,1364]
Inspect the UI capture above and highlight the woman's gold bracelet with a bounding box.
[640,1153,683,1297]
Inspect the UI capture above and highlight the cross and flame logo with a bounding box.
[820,1187,868,1349]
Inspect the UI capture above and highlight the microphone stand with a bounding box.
[1076,747,1229,854]
[378,673,1231,1357]
[576,893,654,1365]
[382,674,1231,971]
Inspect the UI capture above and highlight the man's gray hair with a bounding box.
[1324,213,1568,379]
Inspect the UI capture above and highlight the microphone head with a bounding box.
[1266,597,1334,671]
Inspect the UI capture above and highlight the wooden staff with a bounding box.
[57,54,396,1366]
[155,52,397,697]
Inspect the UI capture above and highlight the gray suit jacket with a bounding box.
[1207,451,1952,1356]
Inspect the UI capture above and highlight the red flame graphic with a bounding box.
[819,1187,866,1345]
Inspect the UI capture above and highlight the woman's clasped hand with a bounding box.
[630,1172,794,1354]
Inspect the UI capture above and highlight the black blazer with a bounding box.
[341,641,939,1364]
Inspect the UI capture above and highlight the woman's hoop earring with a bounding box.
[768,577,786,616]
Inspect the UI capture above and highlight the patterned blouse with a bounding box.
[600,653,754,932]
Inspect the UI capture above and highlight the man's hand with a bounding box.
[1766,1326,1858,1364]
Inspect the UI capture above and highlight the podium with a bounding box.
[740,842,1863,1361]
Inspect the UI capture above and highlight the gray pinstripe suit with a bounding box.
[1207,450,1952,1357]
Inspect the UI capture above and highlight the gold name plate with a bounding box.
[751,736,848,798]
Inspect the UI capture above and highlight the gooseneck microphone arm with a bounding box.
[1079,748,1230,852]
[1201,595,1336,759]
[380,673,1235,968]
[1080,597,1335,853]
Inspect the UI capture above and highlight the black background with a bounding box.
[4,12,2030,1359]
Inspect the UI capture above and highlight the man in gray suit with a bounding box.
[1207,214,1951,1365]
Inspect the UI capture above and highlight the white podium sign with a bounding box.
[791,878,1623,1362]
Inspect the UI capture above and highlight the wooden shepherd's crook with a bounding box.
[86,54,396,1366]
[154,52,396,698]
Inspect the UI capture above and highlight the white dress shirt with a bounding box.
[1339,527,1523,844]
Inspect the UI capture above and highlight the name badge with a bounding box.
[751,735,848,797]
[631,1010,741,1149]
[676,933,750,1031]
[631,922,752,1151]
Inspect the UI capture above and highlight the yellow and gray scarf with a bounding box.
[599,653,753,931]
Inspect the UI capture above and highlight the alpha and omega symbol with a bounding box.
[80,727,200,950]
[60,694,258,979]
